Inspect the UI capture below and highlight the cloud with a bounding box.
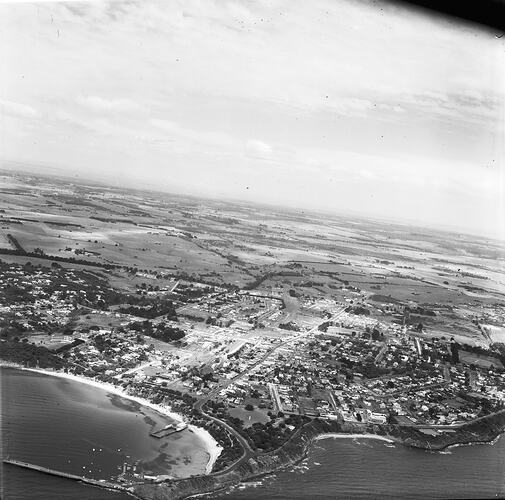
[55,109,130,137]
[0,99,39,119]
[0,0,503,238]
[149,118,179,133]
[149,118,235,150]
[77,95,145,113]
[397,89,502,125]
[245,139,272,158]
[331,97,374,116]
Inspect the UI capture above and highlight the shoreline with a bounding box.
[429,432,503,453]
[132,413,505,500]
[183,431,505,500]
[3,361,504,500]
[314,433,394,443]
[0,362,222,474]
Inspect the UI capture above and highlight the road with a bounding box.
[199,410,256,476]
[193,305,348,473]
[198,305,348,406]
[123,360,157,375]
[193,338,291,410]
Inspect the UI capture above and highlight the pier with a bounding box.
[149,422,187,438]
[3,458,136,493]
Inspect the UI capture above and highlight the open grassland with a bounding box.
[1,171,505,349]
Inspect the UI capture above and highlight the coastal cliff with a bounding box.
[132,419,340,500]
[132,412,505,500]
[387,410,505,451]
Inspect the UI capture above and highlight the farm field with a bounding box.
[1,170,504,351]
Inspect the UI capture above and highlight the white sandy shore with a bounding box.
[315,433,394,443]
[0,362,222,473]
[190,425,224,474]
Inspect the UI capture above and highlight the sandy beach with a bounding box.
[315,433,394,443]
[0,362,222,473]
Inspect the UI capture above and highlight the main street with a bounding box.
[196,303,347,408]
[193,304,349,474]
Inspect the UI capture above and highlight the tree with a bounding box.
[245,404,254,411]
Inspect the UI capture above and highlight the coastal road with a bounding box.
[400,408,505,429]
[199,409,256,476]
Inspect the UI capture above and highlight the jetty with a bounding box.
[3,458,132,492]
[150,422,187,438]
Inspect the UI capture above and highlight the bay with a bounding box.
[2,367,504,499]
[1,367,210,499]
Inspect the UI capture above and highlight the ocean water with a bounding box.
[0,367,210,499]
[215,435,505,499]
[1,465,133,500]
[2,367,504,500]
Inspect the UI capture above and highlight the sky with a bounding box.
[0,0,504,239]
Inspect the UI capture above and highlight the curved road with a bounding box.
[193,306,348,474]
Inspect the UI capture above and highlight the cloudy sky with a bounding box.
[1,0,504,238]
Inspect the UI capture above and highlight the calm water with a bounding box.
[2,367,504,499]
[1,367,210,499]
[1,465,133,500]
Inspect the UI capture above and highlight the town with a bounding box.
[2,253,504,475]
[1,172,505,486]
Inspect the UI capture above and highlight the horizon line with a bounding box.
[0,159,504,245]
